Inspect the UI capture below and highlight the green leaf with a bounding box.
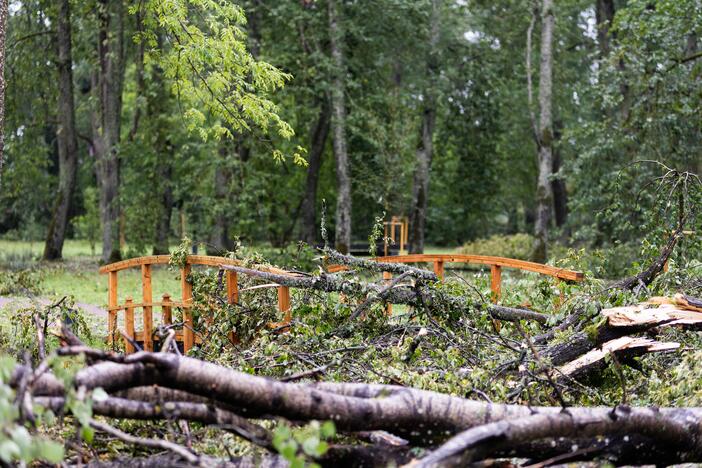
[0,440,20,463]
[320,420,336,439]
[33,439,64,463]
[81,426,95,444]
[92,388,109,402]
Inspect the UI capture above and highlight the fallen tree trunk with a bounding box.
[323,248,439,281]
[222,264,548,324]
[544,299,702,369]
[13,346,702,466]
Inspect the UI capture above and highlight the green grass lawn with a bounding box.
[41,264,183,307]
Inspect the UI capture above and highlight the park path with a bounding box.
[0,296,107,318]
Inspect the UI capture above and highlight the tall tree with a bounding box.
[408,0,440,254]
[532,0,555,262]
[595,0,615,58]
[0,0,7,187]
[300,100,331,245]
[328,0,351,254]
[43,0,79,260]
[91,0,125,263]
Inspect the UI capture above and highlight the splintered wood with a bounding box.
[558,337,679,377]
[558,294,702,378]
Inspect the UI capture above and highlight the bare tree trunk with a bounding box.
[328,0,351,254]
[92,0,125,263]
[532,0,554,263]
[551,121,567,228]
[153,162,173,255]
[150,37,173,256]
[209,143,234,253]
[595,0,615,58]
[0,0,7,186]
[43,0,78,261]
[300,101,331,245]
[408,0,440,254]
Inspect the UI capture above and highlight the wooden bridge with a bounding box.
[98,255,300,354]
[101,253,583,354]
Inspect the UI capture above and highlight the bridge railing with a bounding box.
[327,253,584,303]
[99,255,298,353]
[101,253,583,354]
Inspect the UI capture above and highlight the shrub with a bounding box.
[458,233,535,260]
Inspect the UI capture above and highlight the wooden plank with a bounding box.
[433,261,445,281]
[383,271,393,316]
[490,265,502,303]
[182,264,194,353]
[162,293,172,325]
[108,271,118,346]
[277,286,292,324]
[227,270,239,304]
[142,264,153,352]
[124,297,135,354]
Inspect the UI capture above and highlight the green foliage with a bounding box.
[272,420,335,467]
[0,356,64,464]
[459,233,535,260]
[140,0,294,147]
[0,268,43,296]
[367,212,386,257]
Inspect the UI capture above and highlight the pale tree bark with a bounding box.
[300,100,331,245]
[408,0,440,254]
[328,0,351,254]
[532,0,555,263]
[0,0,7,187]
[91,0,125,263]
[43,0,79,260]
[551,121,567,228]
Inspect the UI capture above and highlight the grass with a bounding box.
[41,264,182,307]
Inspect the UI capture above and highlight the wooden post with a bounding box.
[433,261,444,281]
[162,293,172,325]
[383,271,393,316]
[141,264,153,352]
[181,263,194,352]
[383,223,389,256]
[124,297,135,354]
[226,270,239,304]
[490,265,502,303]
[390,222,396,251]
[108,271,118,347]
[226,270,240,345]
[400,222,405,255]
[277,286,291,324]
[403,217,409,246]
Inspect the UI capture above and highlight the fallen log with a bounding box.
[222,264,548,324]
[544,298,702,368]
[556,336,679,378]
[323,249,439,281]
[14,347,702,466]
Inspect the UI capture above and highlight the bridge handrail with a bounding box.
[327,253,583,282]
[98,254,290,276]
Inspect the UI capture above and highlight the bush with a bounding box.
[458,233,534,260]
